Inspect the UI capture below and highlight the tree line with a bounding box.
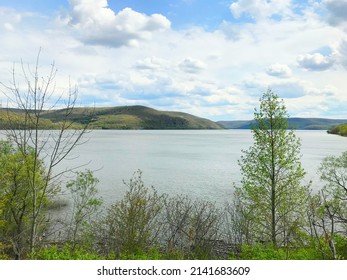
[1,55,347,259]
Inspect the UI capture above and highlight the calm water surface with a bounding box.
[56,130,347,206]
[1,130,346,206]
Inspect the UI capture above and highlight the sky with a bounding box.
[0,0,347,121]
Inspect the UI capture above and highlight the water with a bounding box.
[2,130,347,206]
[52,130,347,206]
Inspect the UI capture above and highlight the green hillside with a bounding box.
[327,123,347,137]
[218,118,347,130]
[0,109,62,130]
[1,106,223,130]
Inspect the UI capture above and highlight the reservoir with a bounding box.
[49,129,347,206]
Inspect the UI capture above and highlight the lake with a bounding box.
[50,129,347,206]
[1,129,346,206]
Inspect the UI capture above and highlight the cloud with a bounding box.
[230,0,292,21]
[178,57,206,73]
[325,0,347,26]
[64,0,171,48]
[134,56,166,70]
[2,0,347,120]
[0,7,22,31]
[338,40,347,68]
[297,53,335,71]
[266,63,292,77]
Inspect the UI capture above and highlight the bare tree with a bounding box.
[307,191,339,259]
[162,195,222,259]
[0,50,89,257]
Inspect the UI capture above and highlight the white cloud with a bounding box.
[0,7,22,31]
[297,53,335,71]
[3,23,14,31]
[134,56,167,70]
[338,39,347,68]
[64,0,171,47]
[230,0,293,21]
[178,57,206,74]
[266,63,292,78]
[1,1,347,120]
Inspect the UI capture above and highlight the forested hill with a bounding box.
[0,106,223,130]
[2,106,346,131]
[218,118,347,130]
[327,123,347,136]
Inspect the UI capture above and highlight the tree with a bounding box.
[319,152,347,228]
[162,194,222,259]
[0,51,89,257]
[65,170,102,250]
[309,151,347,259]
[99,170,165,258]
[0,140,47,259]
[235,89,309,248]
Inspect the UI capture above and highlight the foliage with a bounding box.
[235,89,309,247]
[308,151,347,259]
[319,151,347,212]
[65,170,102,250]
[0,140,48,259]
[0,109,73,130]
[31,244,104,260]
[95,170,166,258]
[334,234,347,259]
[2,105,223,130]
[0,242,11,260]
[118,247,164,260]
[91,171,222,260]
[327,124,347,137]
[219,118,347,130]
[0,51,88,257]
[238,243,323,260]
[162,195,222,259]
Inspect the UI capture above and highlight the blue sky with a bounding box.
[0,0,347,120]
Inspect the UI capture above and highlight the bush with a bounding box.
[31,244,104,260]
[238,243,325,260]
[95,170,165,258]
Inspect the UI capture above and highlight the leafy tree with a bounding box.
[0,50,88,255]
[0,140,48,259]
[235,89,309,248]
[65,170,102,250]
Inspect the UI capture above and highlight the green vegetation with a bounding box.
[218,118,347,130]
[2,54,347,260]
[235,89,309,248]
[0,51,88,259]
[48,105,223,129]
[65,170,102,250]
[2,88,347,260]
[2,149,347,260]
[0,140,49,259]
[0,109,64,130]
[0,105,223,130]
[327,123,347,136]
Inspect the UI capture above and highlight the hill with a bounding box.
[1,106,223,130]
[218,118,347,130]
[327,123,347,137]
[0,109,61,130]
